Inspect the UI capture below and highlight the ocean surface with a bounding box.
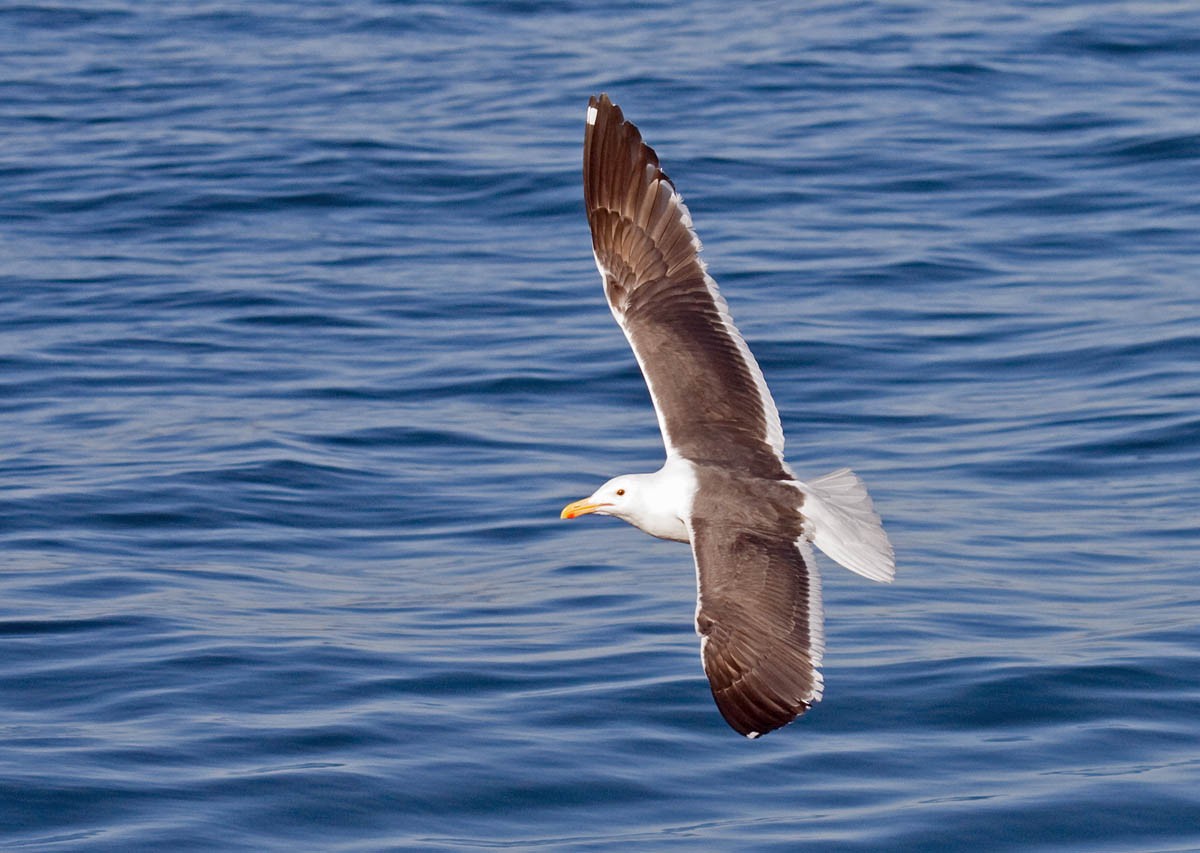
[3,1,1199,850]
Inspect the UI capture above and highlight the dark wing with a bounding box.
[689,508,825,738]
[584,94,790,479]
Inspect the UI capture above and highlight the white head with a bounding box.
[560,474,647,524]
[560,464,693,542]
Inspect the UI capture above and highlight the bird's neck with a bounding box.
[623,459,695,542]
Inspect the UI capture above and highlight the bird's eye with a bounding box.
[616,488,625,496]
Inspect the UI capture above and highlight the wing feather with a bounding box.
[690,510,825,738]
[584,94,789,479]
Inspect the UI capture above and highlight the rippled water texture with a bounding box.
[2,1,1199,850]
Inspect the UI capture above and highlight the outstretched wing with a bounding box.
[689,482,825,737]
[583,94,790,480]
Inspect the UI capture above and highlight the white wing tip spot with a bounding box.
[586,105,598,125]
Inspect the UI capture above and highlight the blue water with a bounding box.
[3,1,1199,849]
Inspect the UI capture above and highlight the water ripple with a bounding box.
[2,0,1199,850]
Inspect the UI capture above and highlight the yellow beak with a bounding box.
[560,498,607,520]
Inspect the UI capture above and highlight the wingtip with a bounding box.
[706,663,821,738]
[586,92,618,127]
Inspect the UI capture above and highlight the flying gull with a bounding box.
[560,94,895,738]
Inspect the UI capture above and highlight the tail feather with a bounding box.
[800,468,895,583]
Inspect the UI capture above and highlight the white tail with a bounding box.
[799,468,895,583]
